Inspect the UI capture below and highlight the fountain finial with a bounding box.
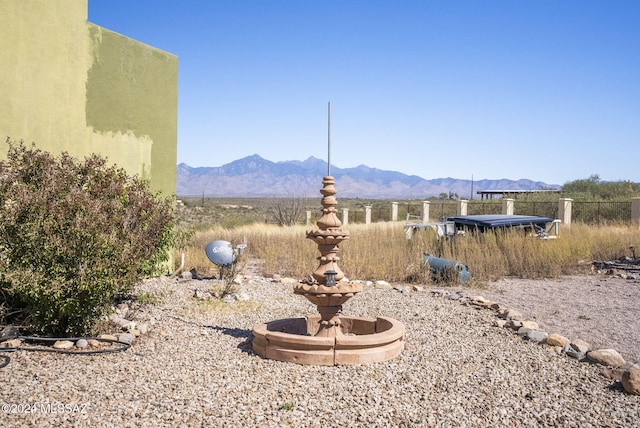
[306,176,348,284]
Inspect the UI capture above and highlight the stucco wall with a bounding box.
[0,0,177,196]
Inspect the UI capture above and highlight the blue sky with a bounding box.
[88,0,639,185]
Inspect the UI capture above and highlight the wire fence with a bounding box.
[326,200,635,225]
[572,201,632,224]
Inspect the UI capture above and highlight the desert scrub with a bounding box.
[176,218,640,287]
[0,139,176,336]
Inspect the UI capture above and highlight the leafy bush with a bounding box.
[0,139,176,336]
[562,174,640,200]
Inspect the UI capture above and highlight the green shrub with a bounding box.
[0,139,176,336]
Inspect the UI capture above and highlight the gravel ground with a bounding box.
[1,275,639,427]
[466,274,640,364]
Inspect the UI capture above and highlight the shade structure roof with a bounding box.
[445,215,554,229]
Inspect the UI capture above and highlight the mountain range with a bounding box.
[176,154,559,199]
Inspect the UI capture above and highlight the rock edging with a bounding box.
[0,300,152,356]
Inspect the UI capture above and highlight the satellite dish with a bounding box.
[205,240,236,267]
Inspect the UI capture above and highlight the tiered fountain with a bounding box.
[252,174,405,365]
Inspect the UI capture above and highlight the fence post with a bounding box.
[559,198,573,225]
[365,206,372,225]
[457,199,468,216]
[422,200,430,224]
[391,202,399,221]
[502,198,515,215]
[306,210,312,226]
[342,208,349,226]
[632,197,640,227]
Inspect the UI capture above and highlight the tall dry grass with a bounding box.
[175,222,640,286]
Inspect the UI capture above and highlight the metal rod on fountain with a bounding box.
[327,101,331,177]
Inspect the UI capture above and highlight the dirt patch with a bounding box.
[467,273,640,363]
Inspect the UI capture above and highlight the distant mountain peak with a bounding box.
[176,155,559,198]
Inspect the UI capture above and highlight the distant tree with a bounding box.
[267,192,306,226]
[438,192,459,200]
[562,174,640,199]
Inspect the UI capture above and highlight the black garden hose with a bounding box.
[0,334,131,369]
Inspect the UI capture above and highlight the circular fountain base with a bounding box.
[252,315,405,366]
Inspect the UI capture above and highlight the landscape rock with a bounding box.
[521,320,539,330]
[374,280,392,289]
[470,296,496,309]
[98,334,118,342]
[587,349,625,368]
[53,340,74,350]
[601,367,627,381]
[499,308,523,321]
[545,333,570,348]
[517,327,532,337]
[505,319,523,330]
[117,333,135,345]
[570,338,591,354]
[548,346,564,355]
[563,343,587,361]
[109,313,130,328]
[115,302,130,319]
[526,330,549,343]
[124,321,138,332]
[0,338,21,348]
[75,339,89,349]
[1,326,20,339]
[621,364,640,395]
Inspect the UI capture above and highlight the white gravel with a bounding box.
[1,275,639,427]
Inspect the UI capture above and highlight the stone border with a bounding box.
[0,302,150,356]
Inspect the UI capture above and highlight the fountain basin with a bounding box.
[252,315,405,366]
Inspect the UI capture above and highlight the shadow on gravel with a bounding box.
[606,381,626,393]
[204,325,254,354]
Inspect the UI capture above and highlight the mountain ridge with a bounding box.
[176,154,559,198]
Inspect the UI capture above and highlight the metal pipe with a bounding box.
[170,252,185,278]
[327,101,331,176]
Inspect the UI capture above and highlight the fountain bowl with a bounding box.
[252,315,405,366]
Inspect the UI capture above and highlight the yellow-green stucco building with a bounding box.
[0,0,178,197]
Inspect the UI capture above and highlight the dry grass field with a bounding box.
[174,198,640,285]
